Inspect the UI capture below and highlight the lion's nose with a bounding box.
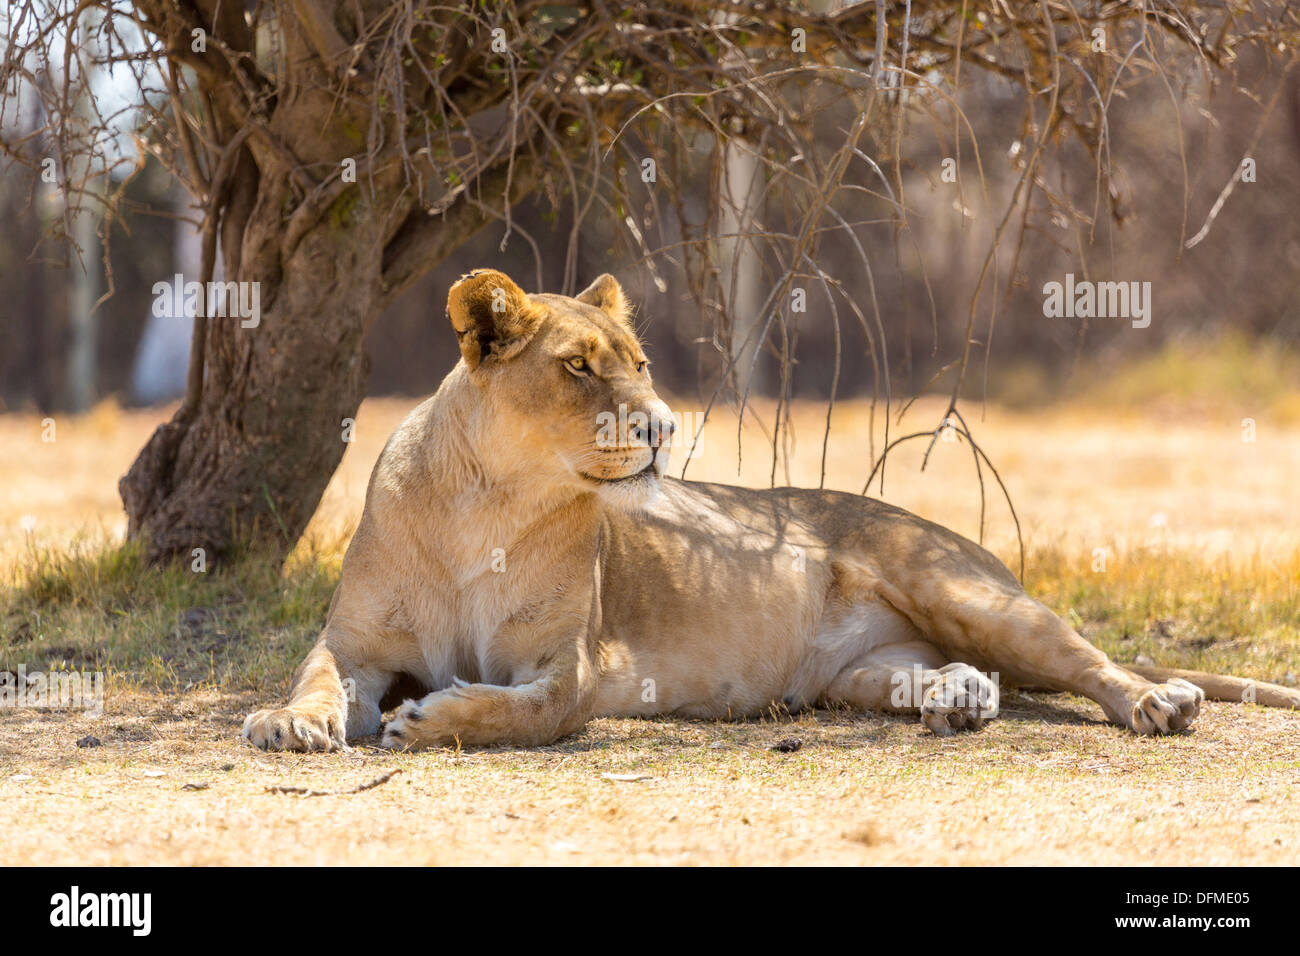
[628,416,673,446]
[644,413,676,450]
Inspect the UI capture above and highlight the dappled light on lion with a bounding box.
[243,272,1300,753]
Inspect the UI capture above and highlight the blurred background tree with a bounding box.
[1,1,1296,564]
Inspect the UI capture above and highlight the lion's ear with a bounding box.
[446,270,543,369]
[576,273,633,328]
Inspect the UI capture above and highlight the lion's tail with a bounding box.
[1126,664,1300,709]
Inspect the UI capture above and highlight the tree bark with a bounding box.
[120,181,388,562]
[117,0,542,564]
[118,134,539,564]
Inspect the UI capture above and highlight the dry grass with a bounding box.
[2,340,1298,865]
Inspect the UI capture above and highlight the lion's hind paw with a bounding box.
[1130,678,1203,736]
[920,663,999,736]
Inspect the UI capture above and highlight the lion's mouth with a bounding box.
[579,460,658,485]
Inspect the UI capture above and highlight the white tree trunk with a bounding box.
[131,186,200,404]
[718,127,766,397]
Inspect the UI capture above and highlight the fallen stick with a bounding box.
[264,769,402,797]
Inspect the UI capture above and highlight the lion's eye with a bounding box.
[565,356,590,375]
[635,360,649,374]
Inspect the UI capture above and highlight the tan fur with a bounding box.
[243,271,1300,752]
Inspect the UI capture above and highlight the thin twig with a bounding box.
[264,768,402,798]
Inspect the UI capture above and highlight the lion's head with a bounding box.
[446,269,675,510]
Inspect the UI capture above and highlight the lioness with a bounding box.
[244,270,1300,751]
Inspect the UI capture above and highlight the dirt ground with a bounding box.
[1,394,1298,865]
[1,689,1296,865]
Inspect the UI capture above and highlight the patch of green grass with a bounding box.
[994,331,1300,422]
[0,535,341,693]
[1023,544,1300,685]
[3,534,1296,699]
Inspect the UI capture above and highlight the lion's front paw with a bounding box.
[1130,678,1203,736]
[381,692,467,750]
[921,663,999,736]
[242,706,344,752]
[381,698,427,750]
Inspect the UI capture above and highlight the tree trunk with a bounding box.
[120,172,397,563]
[118,146,528,564]
[114,0,545,564]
